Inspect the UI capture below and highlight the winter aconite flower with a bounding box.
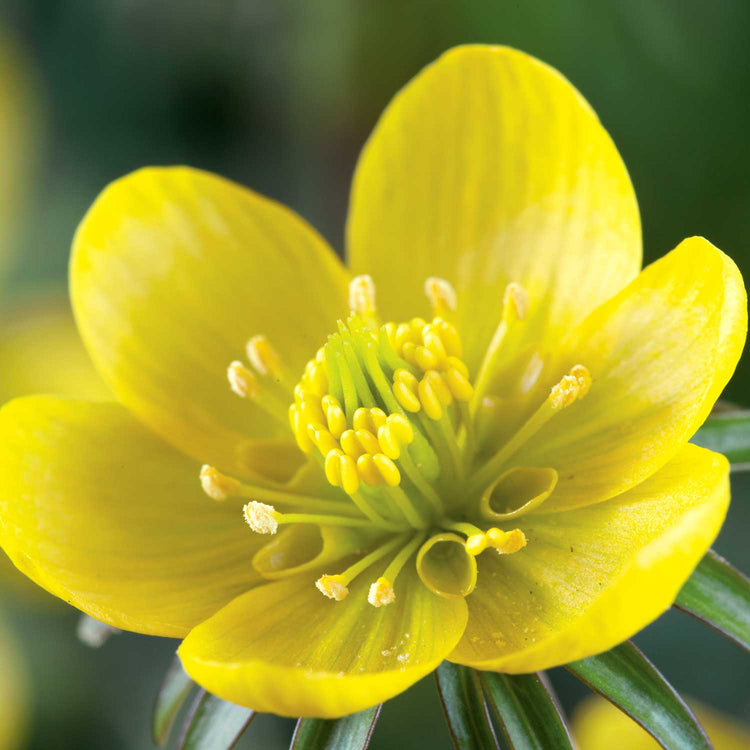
[0,46,746,718]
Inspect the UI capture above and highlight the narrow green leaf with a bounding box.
[675,549,750,652]
[177,691,255,750]
[291,705,381,750]
[567,641,710,750]
[692,411,750,469]
[152,654,195,746]
[435,662,499,749]
[480,671,574,750]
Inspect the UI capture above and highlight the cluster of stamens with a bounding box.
[198,273,592,610]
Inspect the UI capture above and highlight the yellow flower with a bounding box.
[573,694,750,750]
[0,46,746,719]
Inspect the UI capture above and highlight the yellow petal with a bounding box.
[0,396,268,637]
[179,563,468,717]
[450,444,728,672]
[0,290,109,403]
[511,236,746,513]
[573,694,750,750]
[71,166,349,478]
[348,45,641,372]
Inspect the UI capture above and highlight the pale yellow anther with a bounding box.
[424,276,458,316]
[465,533,489,556]
[340,429,365,458]
[377,415,414,460]
[422,325,448,362]
[288,404,314,453]
[324,401,347,439]
[324,449,360,495]
[368,576,396,607]
[487,527,527,555]
[418,375,444,420]
[410,317,427,336]
[548,365,591,410]
[503,282,530,321]
[570,364,592,398]
[246,335,283,377]
[227,361,260,398]
[414,345,441,371]
[307,423,339,455]
[243,501,279,535]
[424,370,453,406]
[433,318,463,358]
[372,453,401,486]
[356,454,382,486]
[302,360,328,397]
[444,365,474,401]
[316,574,349,601]
[520,352,544,393]
[355,429,381,455]
[393,369,422,412]
[349,274,377,316]
[353,407,387,433]
[401,341,418,366]
[199,465,240,501]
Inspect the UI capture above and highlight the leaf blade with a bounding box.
[291,705,381,750]
[152,654,195,746]
[435,662,499,749]
[480,671,574,750]
[177,691,255,750]
[567,641,711,750]
[674,549,750,652]
[692,411,750,469]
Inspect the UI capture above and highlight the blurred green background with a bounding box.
[0,1,748,747]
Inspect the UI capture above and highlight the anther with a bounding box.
[246,335,283,377]
[227,361,260,398]
[316,574,349,601]
[424,277,457,316]
[199,464,241,500]
[486,527,527,554]
[548,364,591,410]
[349,275,377,316]
[504,282,529,321]
[368,577,395,607]
[243,501,279,535]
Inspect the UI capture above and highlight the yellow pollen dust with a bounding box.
[243,501,279,535]
[549,364,591,410]
[368,576,395,607]
[316,574,349,601]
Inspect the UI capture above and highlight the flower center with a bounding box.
[199,275,591,607]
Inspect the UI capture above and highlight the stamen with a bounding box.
[243,501,279,534]
[199,465,359,515]
[246,335,283,378]
[424,277,457,317]
[227,360,260,398]
[315,533,410,602]
[442,520,527,557]
[199,464,240,500]
[368,531,427,607]
[471,282,530,405]
[470,364,591,494]
[349,275,377,322]
[243,501,377,535]
[316,574,350,601]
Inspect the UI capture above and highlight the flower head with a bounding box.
[0,45,745,719]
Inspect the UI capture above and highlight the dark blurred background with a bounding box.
[0,1,748,747]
